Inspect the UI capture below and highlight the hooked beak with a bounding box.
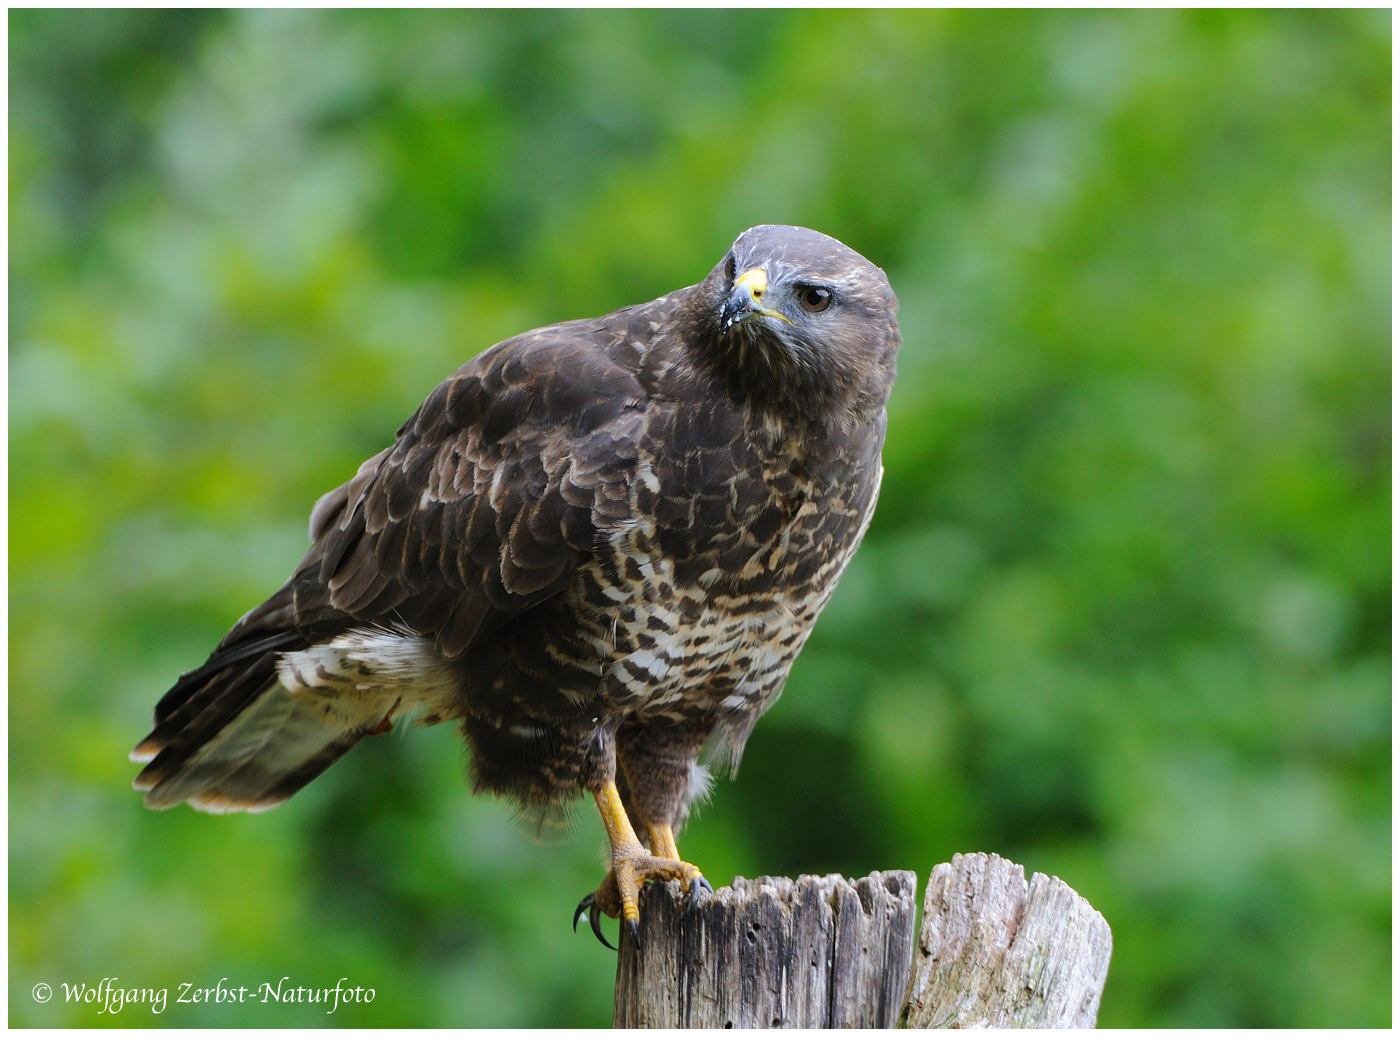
[721,266,792,331]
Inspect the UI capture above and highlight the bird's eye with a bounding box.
[797,286,833,313]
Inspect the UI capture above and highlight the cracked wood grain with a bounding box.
[611,855,1110,1029]
[901,852,1112,1028]
[614,871,917,1028]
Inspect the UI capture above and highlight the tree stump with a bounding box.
[901,853,1113,1028]
[614,871,918,1028]
[612,854,1111,1029]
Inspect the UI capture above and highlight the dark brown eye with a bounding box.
[798,286,832,313]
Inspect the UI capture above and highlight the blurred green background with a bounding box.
[9,8,1390,1028]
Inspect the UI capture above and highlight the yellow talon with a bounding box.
[579,782,709,945]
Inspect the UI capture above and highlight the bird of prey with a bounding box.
[131,224,900,945]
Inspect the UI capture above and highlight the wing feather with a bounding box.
[297,327,645,650]
[134,320,650,810]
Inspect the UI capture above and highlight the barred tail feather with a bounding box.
[132,644,380,814]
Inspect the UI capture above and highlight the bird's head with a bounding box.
[694,225,900,423]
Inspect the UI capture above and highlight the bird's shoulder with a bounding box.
[286,295,696,655]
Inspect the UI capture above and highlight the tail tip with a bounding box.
[187,791,289,815]
[129,739,160,764]
[132,770,159,792]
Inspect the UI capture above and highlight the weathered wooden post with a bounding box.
[613,853,1111,1029]
[902,853,1113,1028]
[615,871,917,1027]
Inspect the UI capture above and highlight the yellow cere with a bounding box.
[736,267,793,325]
[735,266,769,299]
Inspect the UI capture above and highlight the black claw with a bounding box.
[689,875,713,910]
[592,903,617,951]
[573,893,594,933]
[627,918,640,946]
[574,893,617,950]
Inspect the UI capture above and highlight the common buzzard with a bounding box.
[131,224,901,945]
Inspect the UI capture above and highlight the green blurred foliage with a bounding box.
[9,8,1389,1027]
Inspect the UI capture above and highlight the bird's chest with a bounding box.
[582,574,827,722]
[574,430,878,720]
[628,408,873,587]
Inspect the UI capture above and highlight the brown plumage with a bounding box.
[131,224,900,934]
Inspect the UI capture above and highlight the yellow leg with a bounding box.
[593,783,648,927]
[645,821,680,861]
[575,782,712,947]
